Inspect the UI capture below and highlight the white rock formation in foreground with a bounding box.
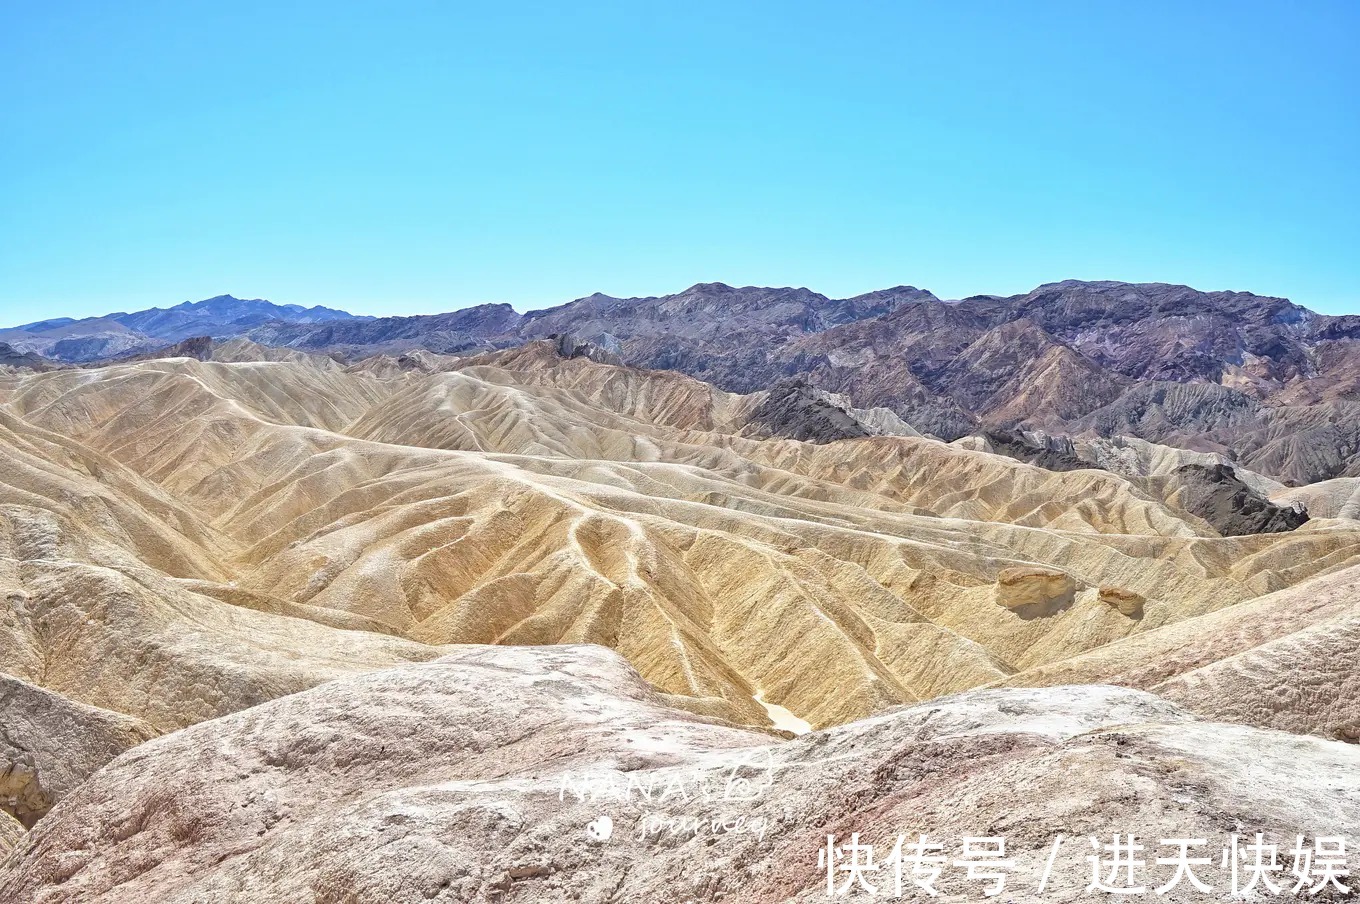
[2,645,1355,903]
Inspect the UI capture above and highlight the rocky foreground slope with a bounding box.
[3,645,1356,903]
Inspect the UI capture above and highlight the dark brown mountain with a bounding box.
[104,336,217,364]
[1169,463,1310,536]
[979,429,1094,473]
[741,377,920,443]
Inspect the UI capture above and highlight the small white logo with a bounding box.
[586,815,613,843]
[723,748,776,801]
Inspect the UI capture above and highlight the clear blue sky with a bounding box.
[2,1,1357,321]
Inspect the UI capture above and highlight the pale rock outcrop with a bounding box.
[0,674,156,826]
[1097,586,1146,617]
[994,566,1078,611]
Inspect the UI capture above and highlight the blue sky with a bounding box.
[2,1,1357,321]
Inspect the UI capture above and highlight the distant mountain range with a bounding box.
[243,279,1360,484]
[5,280,1360,484]
[0,295,364,362]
